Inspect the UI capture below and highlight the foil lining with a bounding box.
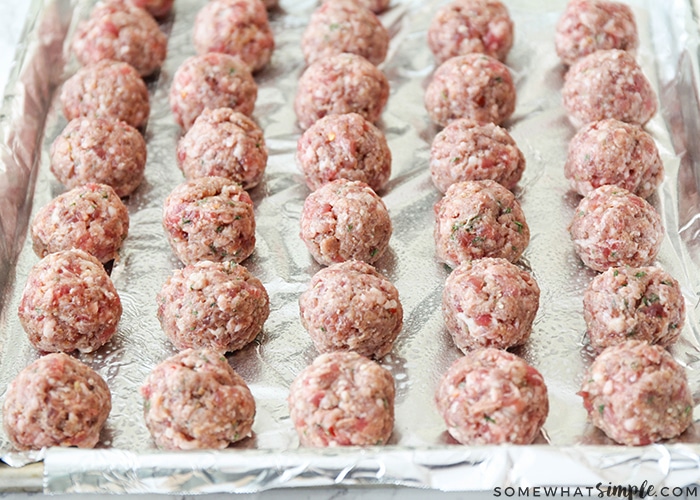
[1,0,700,493]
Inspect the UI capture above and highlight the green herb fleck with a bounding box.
[598,404,604,415]
[635,271,646,278]
[484,414,496,423]
[215,226,224,233]
[514,220,524,233]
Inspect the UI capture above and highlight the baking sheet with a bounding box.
[1,0,700,493]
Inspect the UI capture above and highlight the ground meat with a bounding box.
[299,260,402,358]
[435,348,548,445]
[162,176,256,265]
[424,53,516,127]
[50,117,147,198]
[583,266,684,352]
[3,353,111,450]
[297,113,391,192]
[568,185,663,272]
[31,183,129,264]
[294,53,389,130]
[128,0,174,18]
[193,0,274,73]
[299,179,392,266]
[141,348,255,450]
[555,0,638,66]
[442,258,539,352]
[169,53,258,130]
[323,0,389,14]
[288,351,395,447]
[565,119,663,199]
[60,60,150,129]
[176,107,267,190]
[18,249,122,354]
[579,340,693,445]
[157,261,269,352]
[434,180,529,268]
[72,0,167,77]
[430,118,525,193]
[562,49,657,127]
[427,0,514,65]
[301,1,389,67]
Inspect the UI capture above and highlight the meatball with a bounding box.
[429,118,525,193]
[564,118,663,199]
[72,0,167,77]
[294,53,389,130]
[434,180,529,268]
[299,260,402,358]
[128,0,174,18]
[141,349,256,450]
[31,183,129,264]
[435,348,549,445]
[169,53,258,130]
[176,107,267,190]
[297,113,391,192]
[583,266,685,352]
[569,185,663,272]
[555,0,638,66]
[579,340,693,446]
[427,0,514,65]
[157,261,269,352]
[288,351,395,447]
[60,60,150,129]
[50,117,147,198]
[3,353,111,450]
[300,179,392,266]
[193,0,274,73]
[162,176,256,265]
[18,250,122,354]
[301,1,389,66]
[424,53,516,127]
[562,49,657,127]
[442,258,540,352]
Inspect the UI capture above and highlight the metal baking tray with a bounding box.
[2,0,700,493]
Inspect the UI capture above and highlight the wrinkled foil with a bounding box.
[1,0,700,493]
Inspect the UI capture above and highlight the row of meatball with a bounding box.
[555,0,694,446]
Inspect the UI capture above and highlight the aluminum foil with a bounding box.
[1,0,700,493]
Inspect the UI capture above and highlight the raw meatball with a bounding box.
[555,0,638,66]
[564,118,663,199]
[193,0,274,73]
[31,183,129,263]
[128,0,174,18]
[424,53,516,127]
[157,261,269,352]
[583,266,684,352]
[579,340,693,445]
[50,117,147,198]
[18,250,122,354]
[435,348,549,445]
[3,353,111,450]
[141,349,256,450]
[61,60,150,129]
[562,49,657,127]
[301,1,389,66]
[297,113,391,192]
[569,185,663,272]
[72,0,167,77]
[294,53,389,130]
[176,107,267,190]
[300,179,392,266]
[427,0,514,64]
[434,180,529,268]
[288,351,395,447]
[169,53,258,130]
[162,176,256,265]
[430,118,525,193]
[299,260,402,358]
[442,258,539,352]
[323,0,390,14]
